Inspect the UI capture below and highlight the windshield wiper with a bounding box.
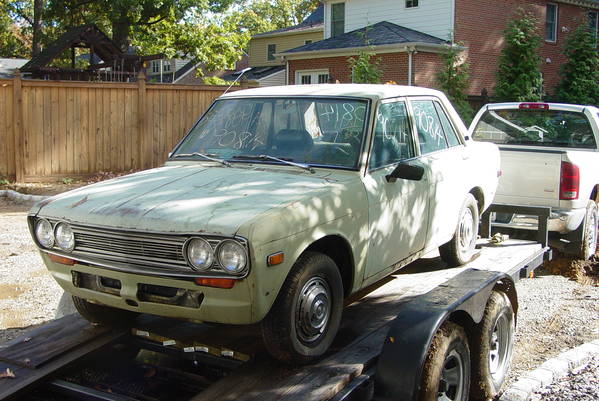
[232,154,315,173]
[173,152,231,167]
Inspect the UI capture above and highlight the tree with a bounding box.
[553,23,599,105]
[347,27,382,84]
[436,40,473,122]
[0,0,29,57]
[495,10,543,102]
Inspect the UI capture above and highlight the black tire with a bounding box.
[470,291,515,401]
[420,321,471,401]
[579,200,598,260]
[72,295,138,325]
[260,251,343,364]
[440,194,479,267]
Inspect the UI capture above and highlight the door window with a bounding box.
[370,101,414,169]
[412,100,450,154]
[434,102,461,147]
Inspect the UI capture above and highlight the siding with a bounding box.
[324,0,453,40]
[258,69,286,86]
[248,31,324,66]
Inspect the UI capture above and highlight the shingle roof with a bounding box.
[282,21,446,54]
[253,3,324,37]
[222,65,285,82]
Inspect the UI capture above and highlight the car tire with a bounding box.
[440,194,479,267]
[72,295,138,325]
[260,251,343,365]
[419,321,471,401]
[579,200,598,260]
[470,291,515,401]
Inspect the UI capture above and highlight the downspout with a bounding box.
[284,56,289,85]
[407,47,416,86]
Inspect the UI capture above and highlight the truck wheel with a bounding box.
[440,194,479,267]
[260,251,343,364]
[72,295,138,325]
[470,291,514,401]
[579,200,598,260]
[420,321,470,401]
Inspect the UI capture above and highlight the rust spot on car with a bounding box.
[37,198,52,208]
[70,195,88,208]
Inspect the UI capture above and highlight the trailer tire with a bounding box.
[470,291,515,401]
[261,251,343,365]
[440,194,479,267]
[419,321,470,401]
[578,200,598,260]
[72,296,138,325]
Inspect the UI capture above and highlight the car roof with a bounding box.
[220,84,445,101]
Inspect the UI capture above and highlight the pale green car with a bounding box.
[29,85,499,363]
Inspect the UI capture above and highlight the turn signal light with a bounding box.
[195,278,236,289]
[267,252,285,266]
[559,161,579,200]
[48,253,76,266]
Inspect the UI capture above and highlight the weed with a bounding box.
[62,178,74,185]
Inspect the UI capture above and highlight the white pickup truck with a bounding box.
[470,102,599,259]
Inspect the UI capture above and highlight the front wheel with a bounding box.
[579,200,598,260]
[440,194,479,267]
[260,251,343,364]
[419,321,471,401]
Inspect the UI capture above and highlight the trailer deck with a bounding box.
[0,238,548,401]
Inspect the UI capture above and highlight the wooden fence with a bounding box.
[0,74,251,182]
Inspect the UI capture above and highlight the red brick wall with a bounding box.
[455,0,598,97]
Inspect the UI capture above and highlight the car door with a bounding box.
[363,98,430,280]
[409,97,469,250]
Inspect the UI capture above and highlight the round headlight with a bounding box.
[55,222,75,252]
[186,238,214,271]
[35,219,55,248]
[217,240,247,274]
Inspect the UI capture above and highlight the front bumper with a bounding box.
[492,208,586,234]
[41,252,257,324]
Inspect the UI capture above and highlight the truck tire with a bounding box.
[419,321,470,401]
[440,194,479,267]
[260,251,343,364]
[72,296,138,325]
[579,200,598,260]
[470,291,515,401]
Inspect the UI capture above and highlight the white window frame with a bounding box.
[545,3,558,43]
[296,69,330,85]
[163,62,171,72]
[151,61,160,73]
[330,2,345,38]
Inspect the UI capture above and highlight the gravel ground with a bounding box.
[532,357,599,401]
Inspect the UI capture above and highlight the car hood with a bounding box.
[32,164,349,236]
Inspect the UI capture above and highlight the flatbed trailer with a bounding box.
[0,206,551,401]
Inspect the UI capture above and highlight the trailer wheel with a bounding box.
[419,321,470,401]
[261,251,343,364]
[579,200,598,260]
[470,291,514,401]
[72,296,138,325]
[440,194,479,267]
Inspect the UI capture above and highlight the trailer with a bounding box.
[0,205,551,401]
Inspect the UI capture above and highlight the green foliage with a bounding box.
[436,40,473,123]
[203,75,236,85]
[347,27,382,84]
[61,177,74,185]
[553,24,599,105]
[0,0,29,57]
[0,178,9,186]
[495,10,543,102]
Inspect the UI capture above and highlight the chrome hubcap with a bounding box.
[587,211,597,256]
[296,277,331,344]
[489,313,512,381]
[437,349,465,401]
[459,208,475,251]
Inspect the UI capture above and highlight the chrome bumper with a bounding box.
[492,208,586,234]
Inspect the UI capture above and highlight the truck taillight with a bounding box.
[519,103,550,110]
[560,161,579,200]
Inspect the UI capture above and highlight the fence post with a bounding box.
[137,71,147,170]
[12,70,24,182]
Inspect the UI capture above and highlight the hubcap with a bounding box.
[437,349,465,401]
[489,313,512,381]
[296,277,331,344]
[458,208,475,251]
[586,211,597,256]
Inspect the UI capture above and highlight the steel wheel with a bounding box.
[296,277,331,344]
[585,208,597,256]
[437,349,466,401]
[489,312,512,381]
[458,208,475,252]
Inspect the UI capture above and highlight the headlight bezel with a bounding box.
[35,218,55,249]
[184,236,249,276]
[217,239,248,274]
[54,221,75,252]
[184,237,215,272]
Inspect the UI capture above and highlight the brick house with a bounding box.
[279,0,599,98]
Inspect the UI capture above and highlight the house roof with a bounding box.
[0,58,28,77]
[253,3,324,38]
[222,65,285,82]
[281,21,446,54]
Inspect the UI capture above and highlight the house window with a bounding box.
[163,62,171,72]
[297,70,329,85]
[545,3,558,42]
[589,11,598,44]
[151,61,160,73]
[305,40,313,45]
[331,3,345,37]
[267,44,276,61]
[406,0,418,8]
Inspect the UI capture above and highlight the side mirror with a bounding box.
[385,162,425,183]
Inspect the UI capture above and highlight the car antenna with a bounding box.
[223,67,252,96]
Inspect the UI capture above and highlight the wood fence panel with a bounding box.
[0,83,14,179]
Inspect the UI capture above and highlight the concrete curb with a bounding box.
[500,339,599,401]
[0,189,49,204]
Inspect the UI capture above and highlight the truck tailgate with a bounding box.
[496,148,563,207]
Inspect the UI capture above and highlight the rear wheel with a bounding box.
[579,200,598,260]
[440,194,479,267]
[72,296,138,325]
[420,321,470,401]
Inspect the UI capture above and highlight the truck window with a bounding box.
[370,101,414,169]
[472,109,597,149]
[411,100,449,154]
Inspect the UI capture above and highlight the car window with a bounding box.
[434,102,461,147]
[370,101,414,169]
[412,100,449,154]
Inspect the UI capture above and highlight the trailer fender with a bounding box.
[373,268,516,401]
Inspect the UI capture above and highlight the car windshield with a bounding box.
[171,97,369,169]
[472,109,596,149]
